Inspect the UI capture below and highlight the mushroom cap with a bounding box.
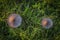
[42,19,48,26]
[8,14,22,28]
[41,18,53,29]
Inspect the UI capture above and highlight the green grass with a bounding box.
[0,0,60,40]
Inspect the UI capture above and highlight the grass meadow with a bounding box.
[0,0,60,40]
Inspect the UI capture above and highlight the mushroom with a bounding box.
[7,14,22,28]
[41,18,53,29]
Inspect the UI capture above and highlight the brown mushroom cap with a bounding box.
[41,18,53,29]
[7,14,22,28]
[42,19,48,27]
[8,15,15,27]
